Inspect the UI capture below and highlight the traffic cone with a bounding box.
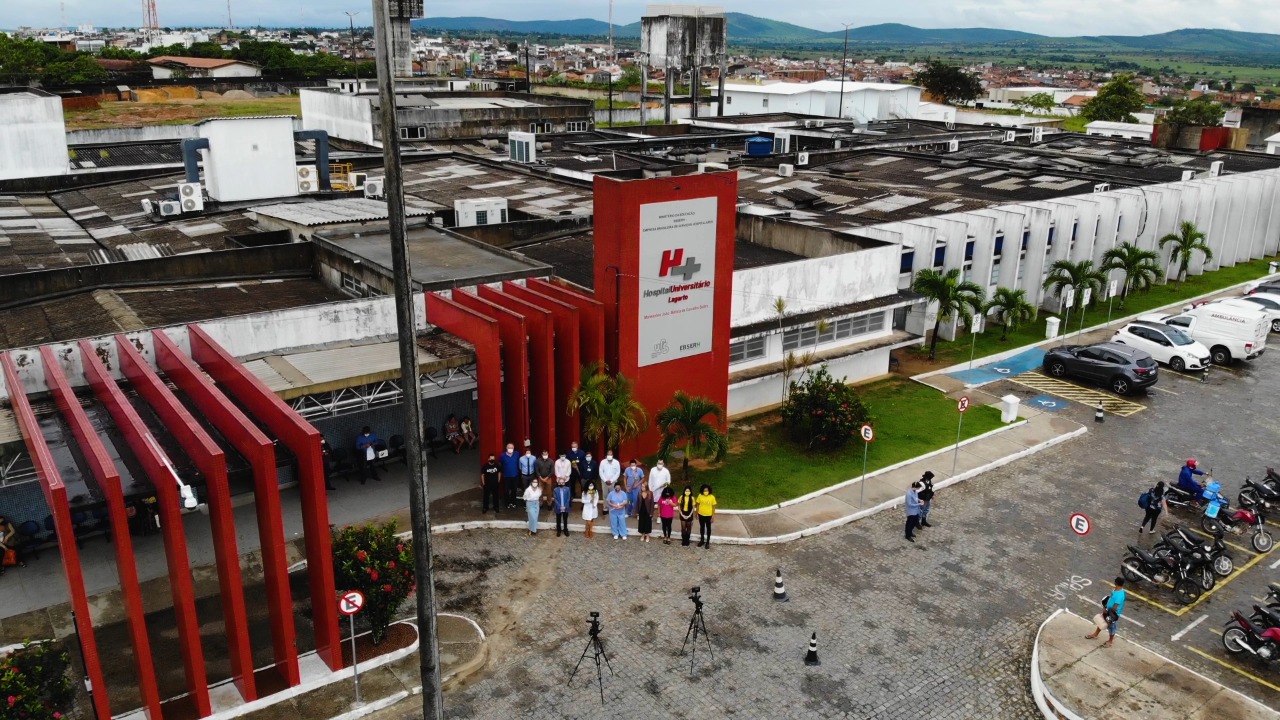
[804,632,820,666]
[773,568,788,602]
[1094,402,1104,423]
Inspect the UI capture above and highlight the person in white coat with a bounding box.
[581,482,600,538]
[521,478,542,536]
[598,450,621,499]
[648,459,672,516]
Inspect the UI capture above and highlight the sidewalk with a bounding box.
[427,405,1085,544]
[1033,610,1277,720]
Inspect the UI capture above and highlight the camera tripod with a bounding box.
[679,589,714,675]
[568,614,613,704]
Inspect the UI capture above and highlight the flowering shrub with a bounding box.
[781,365,871,450]
[332,521,416,645]
[0,640,72,720]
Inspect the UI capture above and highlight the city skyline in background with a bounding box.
[5,0,1280,38]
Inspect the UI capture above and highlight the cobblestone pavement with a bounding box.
[370,344,1278,720]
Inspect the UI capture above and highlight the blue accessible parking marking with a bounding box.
[1027,394,1067,412]
[946,348,1046,387]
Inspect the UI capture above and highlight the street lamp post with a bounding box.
[838,22,853,119]
[344,11,360,82]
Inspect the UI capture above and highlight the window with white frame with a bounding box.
[340,272,382,298]
[567,121,591,132]
[729,336,767,364]
[782,312,886,351]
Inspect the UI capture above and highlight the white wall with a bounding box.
[199,117,299,203]
[210,63,262,78]
[0,93,69,181]
[301,89,375,147]
[731,244,900,327]
[728,347,891,417]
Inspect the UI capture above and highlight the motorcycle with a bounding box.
[1165,483,1209,512]
[1201,494,1275,553]
[1264,467,1280,494]
[1250,603,1280,629]
[1120,544,1202,604]
[1222,608,1280,663]
[1238,477,1280,513]
[1153,525,1234,578]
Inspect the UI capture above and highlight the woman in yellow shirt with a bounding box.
[694,484,717,548]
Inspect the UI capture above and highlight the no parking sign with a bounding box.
[860,424,874,442]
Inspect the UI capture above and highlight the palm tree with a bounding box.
[1159,221,1214,285]
[655,391,729,482]
[1042,259,1106,308]
[911,268,986,361]
[1100,242,1161,306]
[566,362,648,451]
[983,287,1037,341]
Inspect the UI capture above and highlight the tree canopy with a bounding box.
[915,60,983,105]
[1161,96,1224,127]
[1080,74,1147,123]
[1014,92,1056,113]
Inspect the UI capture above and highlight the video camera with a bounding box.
[587,610,601,636]
[688,586,702,607]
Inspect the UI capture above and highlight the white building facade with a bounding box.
[0,89,69,181]
[722,81,923,122]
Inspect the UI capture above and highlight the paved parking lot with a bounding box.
[379,343,1280,719]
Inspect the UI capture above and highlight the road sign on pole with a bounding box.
[339,591,366,706]
[957,396,970,413]
[1069,513,1091,536]
[858,425,873,507]
[860,424,875,442]
[951,398,969,475]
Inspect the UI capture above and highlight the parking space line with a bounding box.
[1011,372,1146,416]
[1271,556,1280,570]
[1109,582,1185,616]
[1149,386,1180,395]
[1185,645,1280,694]
[1171,615,1207,641]
[1175,550,1273,616]
[1182,526,1260,556]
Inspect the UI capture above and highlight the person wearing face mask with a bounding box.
[598,449,621,499]
[565,441,586,494]
[695,484,717,548]
[623,460,645,517]
[517,448,537,510]
[499,443,520,511]
[581,482,600,538]
[677,486,697,547]
[553,476,573,537]
[553,452,572,509]
[648,459,672,516]
[521,477,542,536]
[658,487,678,544]
[579,451,597,499]
[534,449,555,507]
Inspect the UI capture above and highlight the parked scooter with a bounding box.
[1153,525,1234,578]
[1120,544,1202,604]
[1222,608,1280,662]
[1263,467,1280,494]
[1201,484,1275,553]
[1238,477,1280,513]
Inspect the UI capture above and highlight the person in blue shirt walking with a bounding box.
[607,483,630,540]
[553,476,573,537]
[499,443,520,509]
[1086,578,1127,647]
[355,426,382,484]
[904,482,922,542]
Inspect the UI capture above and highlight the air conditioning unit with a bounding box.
[1093,182,1111,193]
[1031,127,1044,143]
[177,182,203,212]
[349,172,368,189]
[803,119,825,129]
[1003,130,1017,143]
[796,152,810,166]
[296,165,318,194]
[947,139,960,153]
[363,178,385,199]
[1181,169,1195,181]
[159,200,183,217]
[1209,160,1224,177]
[778,163,795,177]
[140,199,154,215]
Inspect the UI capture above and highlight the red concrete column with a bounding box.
[424,293,504,458]
[3,353,113,720]
[501,281,580,455]
[186,325,342,672]
[153,330,299,685]
[38,347,162,720]
[528,278,606,371]
[79,346,212,717]
[112,337,258,701]
[453,289,529,449]
[477,285,556,454]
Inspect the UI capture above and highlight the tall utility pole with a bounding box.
[370,1,444,718]
[608,0,614,61]
[838,22,853,120]
[227,0,233,29]
[345,11,361,82]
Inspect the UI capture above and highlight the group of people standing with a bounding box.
[903,471,936,543]
[481,442,719,547]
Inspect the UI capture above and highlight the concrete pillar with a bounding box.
[391,17,413,77]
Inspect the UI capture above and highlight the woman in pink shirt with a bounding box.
[657,487,678,545]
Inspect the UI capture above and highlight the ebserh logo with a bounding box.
[658,249,701,281]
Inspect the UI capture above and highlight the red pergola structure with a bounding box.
[0,325,341,718]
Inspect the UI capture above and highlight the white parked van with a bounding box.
[1139,304,1268,365]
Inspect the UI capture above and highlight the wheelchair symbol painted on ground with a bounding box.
[993,367,1012,374]
[1027,394,1067,412]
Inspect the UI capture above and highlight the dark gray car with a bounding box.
[1043,341,1159,395]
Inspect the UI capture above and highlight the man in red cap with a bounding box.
[1176,458,1206,497]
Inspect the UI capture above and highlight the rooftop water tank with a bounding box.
[745,137,772,157]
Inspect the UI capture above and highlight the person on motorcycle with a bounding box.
[1176,458,1206,496]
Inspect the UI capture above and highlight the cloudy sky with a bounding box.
[7,0,1280,36]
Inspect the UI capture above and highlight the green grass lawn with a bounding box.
[912,255,1279,367]
[686,377,1004,509]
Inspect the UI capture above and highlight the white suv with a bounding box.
[1111,321,1212,371]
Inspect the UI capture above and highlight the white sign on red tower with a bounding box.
[636,197,719,367]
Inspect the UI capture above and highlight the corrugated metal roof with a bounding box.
[252,198,436,226]
[192,115,297,125]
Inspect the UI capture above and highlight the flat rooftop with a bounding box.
[318,224,546,290]
[399,157,594,218]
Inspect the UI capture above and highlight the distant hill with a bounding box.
[410,15,1280,56]
[834,23,1041,44]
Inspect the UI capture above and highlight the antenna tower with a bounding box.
[142,0,160,34]
[227,0,234,29]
